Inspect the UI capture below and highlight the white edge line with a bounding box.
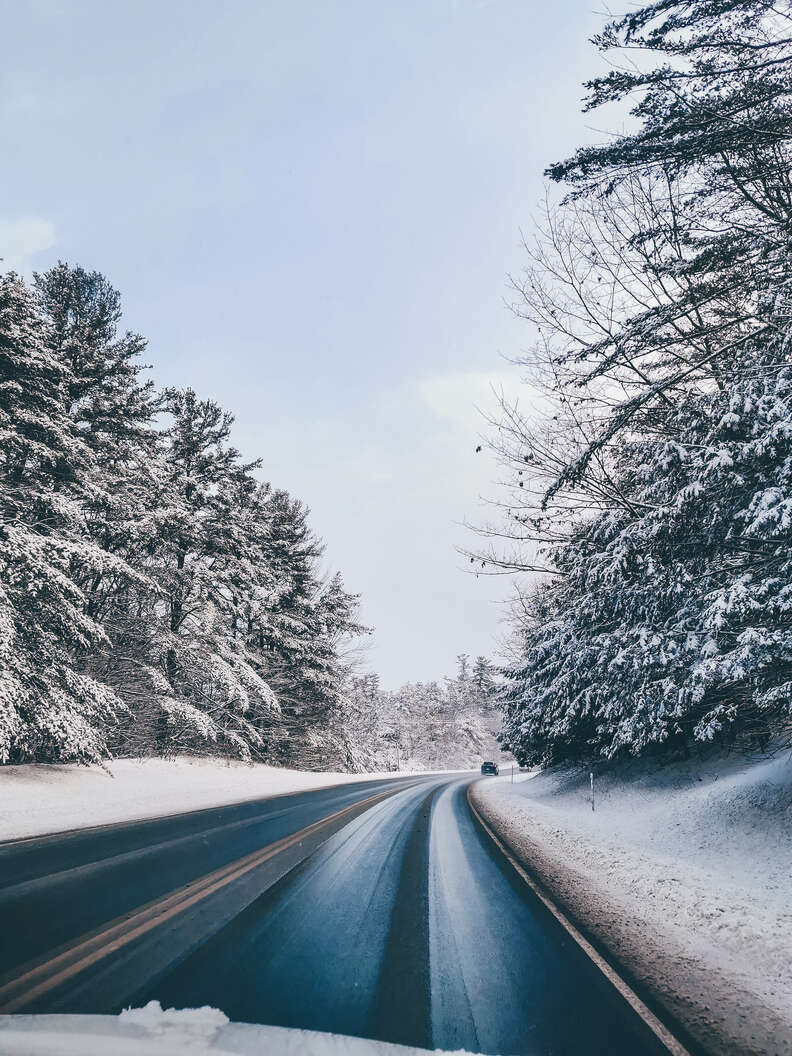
[466,785,693,1056]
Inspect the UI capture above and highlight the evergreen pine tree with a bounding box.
[0,273,123,761]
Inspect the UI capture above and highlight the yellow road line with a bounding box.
[0,786,398,1012]
[466,785,693,1056]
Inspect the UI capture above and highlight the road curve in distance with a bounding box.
[143,777,675,1056]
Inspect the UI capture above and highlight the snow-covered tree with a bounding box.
[503,326,792,763]
[252,489,367,768]
[132,387,278,757]
[33,264,166,741]
[0,273,125,761]
[1,265,370,767]
[488,0,792,766]
[472,656,496,696]
[342,656,505,771]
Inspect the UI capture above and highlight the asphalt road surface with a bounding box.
[0,774,677,1055]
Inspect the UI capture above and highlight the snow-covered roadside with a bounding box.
[471,754,792,1056]
[0,1002,471,1055]
[0,756,436,842]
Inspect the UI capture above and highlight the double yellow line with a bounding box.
[0,785,399,1013]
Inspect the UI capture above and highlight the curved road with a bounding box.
[0,774,676,1055]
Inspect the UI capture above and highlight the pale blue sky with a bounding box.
[2,0,610,686]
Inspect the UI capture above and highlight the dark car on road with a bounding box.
[480,761,499,776]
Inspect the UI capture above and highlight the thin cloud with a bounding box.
[416,369,524,432]
[0,216,56,275]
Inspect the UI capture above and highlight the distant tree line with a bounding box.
[344,654,503,770]
[0,263,366,767]
[483,0,792,766]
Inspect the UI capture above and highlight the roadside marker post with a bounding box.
[590,771,595,811]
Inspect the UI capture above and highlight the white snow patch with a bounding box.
[119,1001,229,1042]
[472,753,792,1056]
[0,755,449,841]
[0,1005,476,1056]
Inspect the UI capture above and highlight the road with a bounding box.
[0,773,678,1055]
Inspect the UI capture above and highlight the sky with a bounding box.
[1,0,613,687]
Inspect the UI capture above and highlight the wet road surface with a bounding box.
[1,774,677,1055]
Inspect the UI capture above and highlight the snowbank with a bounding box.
[0,756,432,842]
[0,1001,473,1055]
[471,754,792,1056]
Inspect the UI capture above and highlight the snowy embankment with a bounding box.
[0,1002,475,1055]
[471,754,792,1056]
[0,756,425,842]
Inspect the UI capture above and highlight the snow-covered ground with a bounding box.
[0,1002,474,1055]
[0,756,439,842]
[471,753,792,1056]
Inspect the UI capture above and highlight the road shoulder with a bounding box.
[470,774,792,1056]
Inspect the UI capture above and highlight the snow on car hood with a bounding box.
[0,1002,477,1056]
